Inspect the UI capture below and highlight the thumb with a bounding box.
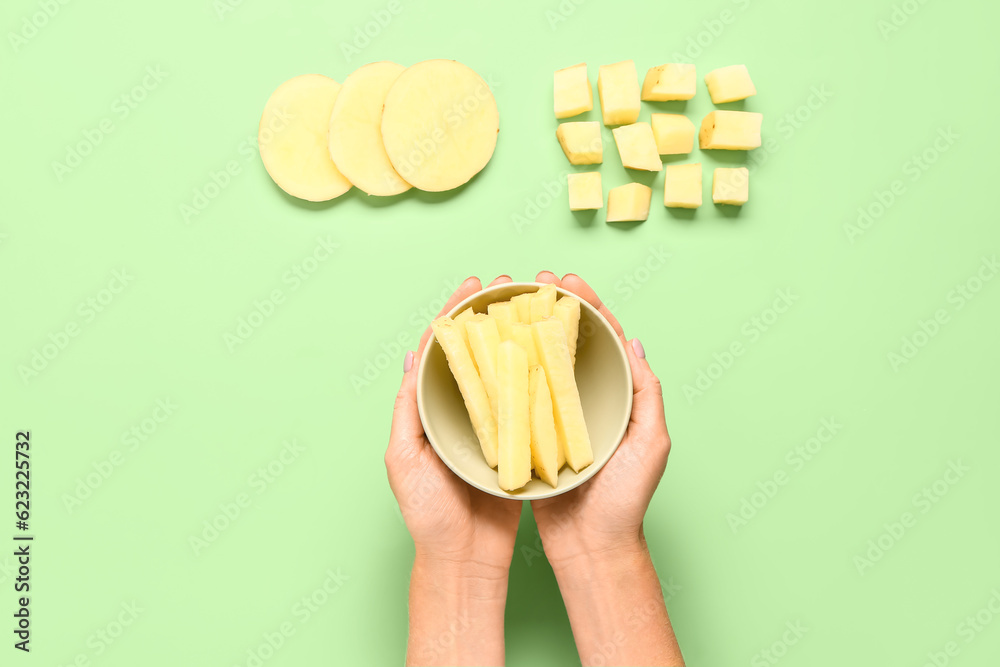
[625,338,667,433]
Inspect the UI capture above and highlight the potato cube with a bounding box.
[612,122,662,171]
[699,111,762,150]
[554,63,593,119]
[607,182,652,222]
[497,341,531,491]
[597,60,640,126]
[664,163,702,209]
[713,167,749,205]
[650,113,695,155]
[556,121,602,165]
[567,172,603,211]
[641,63,696,101]
[705,65,756,104]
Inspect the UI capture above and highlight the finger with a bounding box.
[488,274,513,287]
[387,349,425,460]
[560,273,626,342]
[624,338,670,465]
[417,276,483,353]
[535,271,560,285]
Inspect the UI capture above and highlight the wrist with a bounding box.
[412,549,510,603]
[541,523,648,575]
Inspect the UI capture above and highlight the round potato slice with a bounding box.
[329,61,411,197]
[259,74,352,202]
[380,60,499,192]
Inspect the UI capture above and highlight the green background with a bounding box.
[2,0,998,664]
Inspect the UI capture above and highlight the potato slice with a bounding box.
[552,297,581,366]
[497,341,531,491]
[466,316,502,417]
[530,284,557,322]
[532,319,593,472]
[487,301,516,341]
[453,307,478,371]
[259,74,352,202]
[432,317,498,468]
[328,61,411,196]
[512,324,540,366]
[381,60,499,192]
[511,293,533,323]
[528,365,561,487]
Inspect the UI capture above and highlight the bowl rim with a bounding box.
[416,281,634,500]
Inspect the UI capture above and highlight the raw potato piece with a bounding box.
[556,121,602,165]
[530,284,557,322]
[705,65,756,104]
[607,183,652,222]
[612,123,662,171]
[381,60,499,192]
[567,172,603,211]
[597,60,640,126]
[713,167,749,205]
[487,302,516,341]
[259,74,352,202]
[512,324,540,366]
[511,294,533,323]
[453,307,477,371]
[432,317,498,468]
[528,365,561,487]
[641,63,696,101]
[497,341,531,491]
[466,316,502,417]
[328,62,411,196]
[532,319,593,472]
[554,63,593,119]
[650,114,696,155]
[664,163,702,209]
[552,297,581,366]
[699,111,762,150]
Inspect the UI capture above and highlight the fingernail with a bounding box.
[632,338,645,359]
[403,351,414,373]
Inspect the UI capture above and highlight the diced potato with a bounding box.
[556,121,602,165]
[380,59,499,192]
[530,284,557,322]
[511,323,540,366]
[699,111,762,150]
[552,297,581,366]
[432,317,498,468]
[704,65,756,104]
[466,316,502,417]
[597,60,640,126]
[567,172,603,211]
[487,301,516,341]
[531,319,593,472]
[554,63,593,119]
[641,63,696,101]
[713,167,749,205]
[453,307,478,371]
[664,163,702,209]
[528,365,561,487]
[607,182,652,222]
[612,122,662,172]
[497,341,531,491]
[650,113,695,155]
[511,294,533,323]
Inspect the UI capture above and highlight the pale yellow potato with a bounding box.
[705,65,756,104]
[597,60,640,126]
[612,122,662,171]
[554,63,593,119]
[641,63,696,101]
[432,317,498,468]
[567,172,603,211]
[511,293,533,323]
[487,301,516,341]
[512,323,540,366]
[453,307,478,371]
[699,111,762,150]
[328,61,411,196]
[664,163,702,209]
[713,167,749,205]
[556,121,602,165]
[532,319,593,472]
[650,113,696,155]
[607,183,652,222]
[466,316,502,417]
[528,365,561,487]
[259,74,352,202]
[497,341,531,491]
[530,284,557,322]
[381,59,499,192]
[552,297,581,366]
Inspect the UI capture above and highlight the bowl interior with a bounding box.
[417,283,633,500]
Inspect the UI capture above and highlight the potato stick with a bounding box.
[497,341,531,491]
[528,365,561,486]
